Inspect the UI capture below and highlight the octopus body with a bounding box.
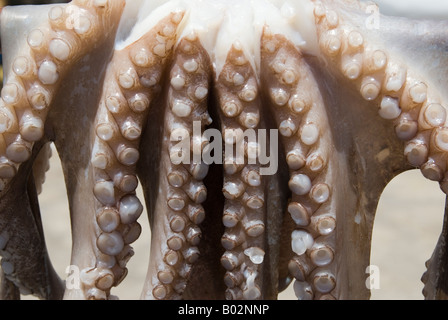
[0,0,447,300]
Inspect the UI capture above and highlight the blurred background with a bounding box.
[0,0,447,300]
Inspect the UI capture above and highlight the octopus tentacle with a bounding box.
[313,0,448,299]
[140,33,211,300]
[0,270,20,300]
[79,11,184,300]
[261,30,335,299]
[0,140,63,299]
[0,0,123,188]
[314,0,448,181]
[0,1,126,299]
[216,43,267,300]
[314,3,448,188]
[421,195,448,299]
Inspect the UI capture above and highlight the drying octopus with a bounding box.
[0,0,447,300]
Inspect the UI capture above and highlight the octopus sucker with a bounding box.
[0,0,448,300]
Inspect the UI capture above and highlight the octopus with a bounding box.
[0,0,447,300]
